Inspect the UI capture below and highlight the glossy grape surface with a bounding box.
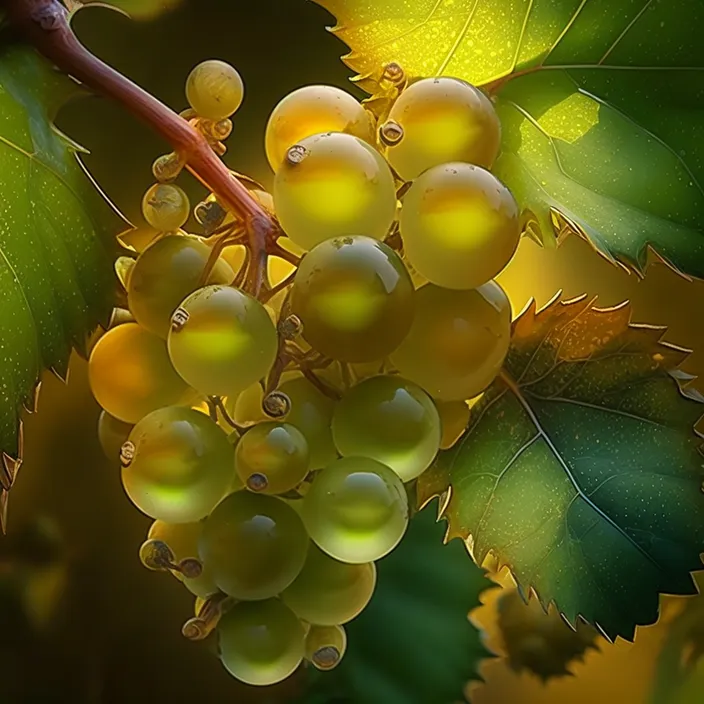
[186,60,244,121]
[142,184,190,232]
[290,236,414,362]
[305,624,347,671]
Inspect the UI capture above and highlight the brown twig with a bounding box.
[4,0,275,296]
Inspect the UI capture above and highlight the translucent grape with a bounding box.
[390,282,511,401]
[148,520,218,597]
[436,399,471,450]
[301,457,408,563]
[89,323,193,424]
[218,599,305,686]
[142,183,190,232]
[273,132,396,251]
[167,285,278,397]
[265,85,374,171]
[332,375,440,482]
[128,234,234,338]
[384,77,501,180]
[199,491,309,600]
[305,625,347,671]
[97,410,133,463]
[400,163,520,290]
[122,406,234,523]
[186,60,244,121]
[278,377,337,470]
[290,236,414,362]
[235,422,310,495]
[282,543,376,626]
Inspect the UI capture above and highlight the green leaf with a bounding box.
[313,0,704,278]
[71,0,184,20]
[418,294,704,641]
[0,45,115,477]
[308,500,493,704]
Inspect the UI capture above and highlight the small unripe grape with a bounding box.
[305,625,347,671]
[167,285,278,397]
[437,399,471,449]
[390,282,512,401]
[142,183,190,232]
[385,77,501,180]
[122,407,234,523]
[273,132,396,251]
[186,60,244,121]
[218,599,305,686]
[89,323,193,424]
[128,234,234,338]
[400,163,520,290]
[97,410,133,464]
[301,457,408,563]
[332,375,441,482]
[200,491,309,600]
[265,85,374,170]
[282,543,376,626]
[290,236,414,362]
[235,422,310,495]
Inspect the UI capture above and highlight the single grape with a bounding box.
[167,285,278,397]
[148,520,218,597]
[332,375,440,482]
[227,383,268,428]
[282,543,376,626]
[436,399,471,449]
[278,376,337,470]
[89,323,193,424]
[97,410,133,463]
[218,599,305,686]
[235,422,310,495]
[301,457,408,563]
[400,162,520,290]
[390,282,511,401]
[305,625,347,671]
[384,77,501,180]
[290,236,414,362]
[273,132,396,251]
[128,234,234,338]
[142,183,190,232]
[265,85,374,171]
[199,491,309,600]
[186,60,244,121]
[121,406,234,523]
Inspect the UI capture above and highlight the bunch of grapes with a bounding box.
[90,58,518,688]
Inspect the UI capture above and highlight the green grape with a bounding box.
[97,410,133,463]
[390,282,511,401]
[235,422,309,495]
[384,77,501,180]
[128,234,234,338]
[142,183,190,232]
[305,624,347,671]
[227,383,268,428]
[218,599,305,686]
[122,406,234,523]
[273,132,396,251]
[89,323,193,424]
[186,60,244,121]
[167,285,278,397]
[148,520,218,597]
[301,457,408,563]
[278,376,337,470]
[282,543,376,626]
[332,375,440,482]
[199,491,309,600]
[265,85,374,171]
[400,163,520,290]
[290,236,414,362]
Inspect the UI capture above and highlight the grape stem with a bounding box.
[3,0,275,296]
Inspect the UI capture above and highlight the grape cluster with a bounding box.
[90,60,518,688]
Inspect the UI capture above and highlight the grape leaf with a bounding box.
[417,294,704,641]
[0,45,115,496]
[74,0,184,20]
[313,0,704,278]
[307,500,494,704]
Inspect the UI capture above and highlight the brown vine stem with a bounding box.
[3,0,275,296]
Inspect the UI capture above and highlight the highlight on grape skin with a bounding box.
[86,54,524,689]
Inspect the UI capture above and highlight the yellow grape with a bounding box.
[186,60,244,121]
[305,625,347,671]
[142,183,190,232]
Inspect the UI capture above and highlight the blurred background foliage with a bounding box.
[1,0,703,701]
